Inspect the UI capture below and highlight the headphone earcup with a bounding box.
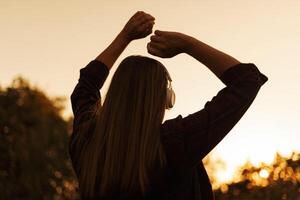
[166,87,175,109]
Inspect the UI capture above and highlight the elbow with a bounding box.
[70,92,76,107]
[70,91,76,103]
[70,88,78,114]
[244,70,268,98]
[70,84,79,104]
[242,80,265,103]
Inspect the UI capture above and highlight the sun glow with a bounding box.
[259,169,269,179]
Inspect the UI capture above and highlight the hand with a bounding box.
[147,30,188,58]
[121,11,155,41]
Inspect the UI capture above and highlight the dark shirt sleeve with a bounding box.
[161,63,268,169]
[71,60,109,124]
[69,59,109,160]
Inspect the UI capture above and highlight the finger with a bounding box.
[139,20,155,32]
[135,22,153,36]
[139,26,153,38]
[135,12,154,23]
[154,30,164,36]
[145,13,155,21]
[145,23,154,33]
[147,43,164,57]
[143,28,153,37]
[148,41,165,50]
[150,35,164,43]
[136,17,154,27]
[137,11,155,20]
[142,19,155,27]
[132,11,154,27]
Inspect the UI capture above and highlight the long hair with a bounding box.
[78,55,169,199]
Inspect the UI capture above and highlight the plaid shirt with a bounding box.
[69,59,268,200]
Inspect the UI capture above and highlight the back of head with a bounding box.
[78,55,170,199]
[105,55,169,122]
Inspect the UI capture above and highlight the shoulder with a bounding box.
[160,115,185,141]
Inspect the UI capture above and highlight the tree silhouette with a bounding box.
[0,77,79,200]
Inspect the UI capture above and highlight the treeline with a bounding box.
[0,77,78,200]
[214,152,300,200]
[0,77,299,200]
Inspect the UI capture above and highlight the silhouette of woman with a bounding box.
[69,11,268,200]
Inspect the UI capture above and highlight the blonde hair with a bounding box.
[78,55,170,199]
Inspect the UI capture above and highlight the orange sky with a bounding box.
[1,0,300,183]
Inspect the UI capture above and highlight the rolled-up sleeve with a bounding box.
[161,63,268,169]
[70,60,109,126]
[69,60,109,172]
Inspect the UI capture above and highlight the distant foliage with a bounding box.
[0,77,79,200]
[214,152,300,200]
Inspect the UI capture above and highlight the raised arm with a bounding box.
[96,11,155,70]
[148,30,268,168]
[71,11,155,125]
[147,30,241,78]
[69,12,155,158]
[69,11,156,171]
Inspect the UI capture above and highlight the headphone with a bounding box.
[164,68,176,110]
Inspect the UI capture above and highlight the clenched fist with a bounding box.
[147,30,188,58]
[121,11,155,41]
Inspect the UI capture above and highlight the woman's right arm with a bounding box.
[149,31,268,168]
[148,30,241,78]
[183,34,241,78]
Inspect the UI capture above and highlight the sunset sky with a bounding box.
[1,0,300,183]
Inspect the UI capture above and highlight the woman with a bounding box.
[69,11,268,200]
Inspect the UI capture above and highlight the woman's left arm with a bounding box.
[96,11,155,70]
[70,11,155,128]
